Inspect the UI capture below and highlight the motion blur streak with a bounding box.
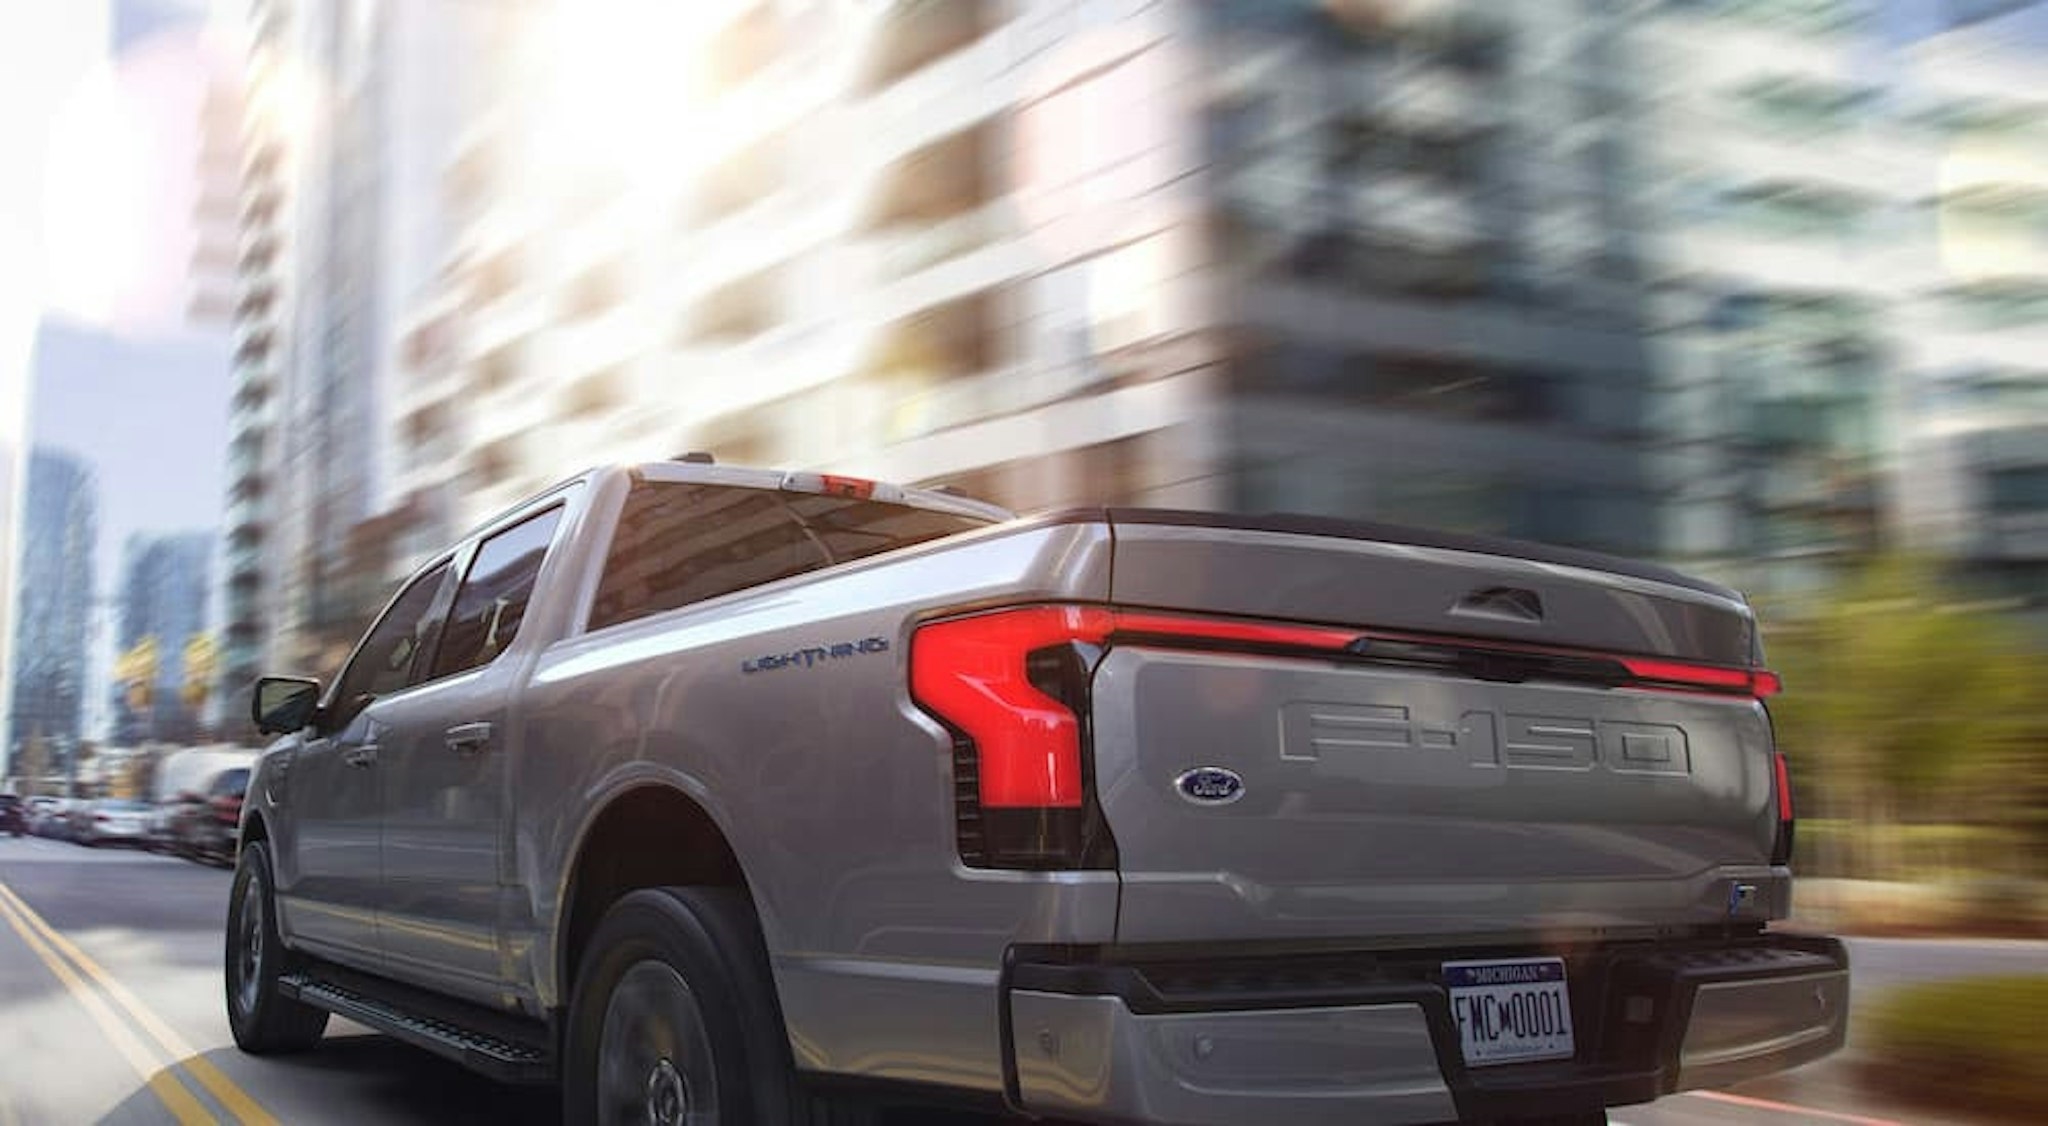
[0,880,280,1126]
[0,880,213,1126]
[1686,1089,1905,1126]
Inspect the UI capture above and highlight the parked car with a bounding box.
[167,768,249,865]
[28,797,72,839]
[143,801,179,853]
[226,458,1846,1125]
[72,799,152,847]
[0,794,22,836]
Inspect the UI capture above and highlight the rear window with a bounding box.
[589,482,987,632]
[211,769,250,797]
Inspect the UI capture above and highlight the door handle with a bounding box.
[343,745,380,768]
[445,722,493,755]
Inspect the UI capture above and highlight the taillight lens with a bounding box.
[1619,657,1782,699]
[911,606,1110,808]
[1771,751,1796,866]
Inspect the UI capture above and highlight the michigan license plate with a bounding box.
[1444,957,1576,1066]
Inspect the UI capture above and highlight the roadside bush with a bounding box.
[1864,975,2048,1122]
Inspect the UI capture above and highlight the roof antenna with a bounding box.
[673,451,716,464]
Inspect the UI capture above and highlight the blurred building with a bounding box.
[394,1,1664,556]
[1890,11,2048,609]
[223,0,499,688]
[215,0,291,705]
[112,531,213,744]
[190,73,244,326]
[242,0,2048,609]
[7,450,100,767]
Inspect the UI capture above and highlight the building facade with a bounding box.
[250,0,2046,616]
[390,1,1660,553]
[224,0,509,693]
[113,531,214,744]
[220,0,294,701]
[7,450,99,768]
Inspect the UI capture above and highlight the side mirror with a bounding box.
[252,676,323,735]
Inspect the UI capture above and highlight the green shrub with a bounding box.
[1864,975,2048,1121]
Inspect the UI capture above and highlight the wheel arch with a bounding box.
[554,783,751,1012]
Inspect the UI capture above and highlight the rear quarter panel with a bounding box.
[513,518,1119,1090]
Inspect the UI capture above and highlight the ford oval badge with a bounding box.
[1175,767,1245,806]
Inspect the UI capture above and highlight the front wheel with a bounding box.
[224,841,328,1053]
[562,887,873,1126]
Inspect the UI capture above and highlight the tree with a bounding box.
[1765,556,2046,879]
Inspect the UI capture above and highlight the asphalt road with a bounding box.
[1,835,2039,1126]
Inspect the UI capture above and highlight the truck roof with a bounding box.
[460,461,1015,543]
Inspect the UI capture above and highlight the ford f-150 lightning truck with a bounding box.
[226,457,1848,1126]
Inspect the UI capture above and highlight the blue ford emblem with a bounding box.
[1175,767,1245,805]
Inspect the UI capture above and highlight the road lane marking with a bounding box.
[0,881,279,1126]
[0,884,213,1125]
[1686,1090,1905,1125]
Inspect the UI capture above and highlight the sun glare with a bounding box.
[41,64,150,326]
[524,0,725,190]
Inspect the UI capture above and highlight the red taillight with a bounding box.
[911,606,1109,807]
[816,474,876,499]
[1773,751,1794,823]
[1110,612,1362,652]
[1771,751,1796,865]
[1619,657,1782,699]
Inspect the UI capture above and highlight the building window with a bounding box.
[699,4,783,95]
[681,265,783,345]
[564,260,625,321]
[855,0,1000,95]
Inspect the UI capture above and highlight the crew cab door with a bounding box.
[377,501,568,1002]
[281,557,456,968]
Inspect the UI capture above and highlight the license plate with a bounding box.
[1444,957,1576,1066]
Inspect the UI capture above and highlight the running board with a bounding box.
[279,966,555,1084]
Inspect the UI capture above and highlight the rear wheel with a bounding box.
[224,841,329,1053]
[562,887,874,1126]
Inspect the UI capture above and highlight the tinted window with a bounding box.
[590,484,987,631]
[431,506,565,678]
[332,561,453,723]
[211,769,250,797]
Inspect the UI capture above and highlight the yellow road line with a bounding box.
[0,882,278,1126]
[0,886,213,1126]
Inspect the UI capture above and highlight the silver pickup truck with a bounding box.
[227,457,1847,1126]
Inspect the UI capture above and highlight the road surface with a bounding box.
[1,835,2037,1125]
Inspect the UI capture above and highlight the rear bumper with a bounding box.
[1003,933,1848,1125]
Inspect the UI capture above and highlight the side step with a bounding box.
[279,964,555,1084]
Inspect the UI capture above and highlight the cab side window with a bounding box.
[589,486,819,631]
[430,506,566,679]
[329,560,453,727]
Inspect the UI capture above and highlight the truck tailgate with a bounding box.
[1094,514,1783,944]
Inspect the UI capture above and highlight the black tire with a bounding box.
[562,887,874,1126]
[224,841,329,1053]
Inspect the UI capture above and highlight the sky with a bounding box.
[1,0,229,746]
[16,0,229,595]
[30,318,230,599]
